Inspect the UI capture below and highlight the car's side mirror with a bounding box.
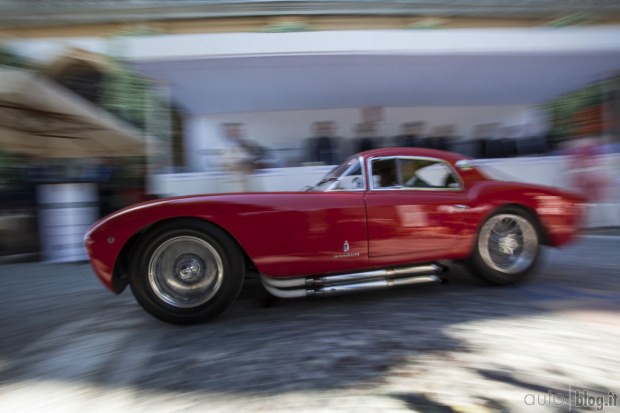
[456,159,476,171]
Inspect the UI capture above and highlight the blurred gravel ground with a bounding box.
[0,234,619,413]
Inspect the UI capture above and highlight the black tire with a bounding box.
[130,219,245,324]
[467,206,543,286]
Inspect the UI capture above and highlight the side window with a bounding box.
[399,158,461,189]
[370,157,462,190]
[371,158,399,188]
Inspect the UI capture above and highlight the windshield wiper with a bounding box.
[306,176,339,191]
[313,177,339,187]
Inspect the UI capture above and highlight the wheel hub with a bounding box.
[176,256,203,282]
[478,213,539,274]
[147,235,224,308]
[498,234,520,255]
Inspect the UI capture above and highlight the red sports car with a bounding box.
[84,148,585,324]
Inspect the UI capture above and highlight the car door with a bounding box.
[218,156,370,278]
[364,156,470,264]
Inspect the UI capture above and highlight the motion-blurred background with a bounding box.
[1,0,619,262]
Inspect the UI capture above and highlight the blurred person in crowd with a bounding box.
[426,125,444,151]
[560,104,616,202]
[316,121,338,164]
[304,121,343,165]
[355,121,382,152]
[394,121,425,147]
[565,136,613,203]
[220,122,257,192]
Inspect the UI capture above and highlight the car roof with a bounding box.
[358,147,470,164]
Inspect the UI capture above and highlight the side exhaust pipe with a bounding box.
[260,264,445,298]
[307,264,440,286]
[308,274,443,296]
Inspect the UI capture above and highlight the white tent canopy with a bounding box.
[124,27,620,115]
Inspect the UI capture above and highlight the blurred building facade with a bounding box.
[1,0,620,260]
[2,1,620,164]
[2,1,620,35]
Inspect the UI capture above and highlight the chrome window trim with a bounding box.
[367,155,465,192]
[325,155,367,192]
[455,159,476,171]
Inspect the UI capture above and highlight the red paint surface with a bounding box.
[84,148,585,292]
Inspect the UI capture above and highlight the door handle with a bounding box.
[454,204,469,210]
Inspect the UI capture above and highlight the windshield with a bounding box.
[309,156,365,191]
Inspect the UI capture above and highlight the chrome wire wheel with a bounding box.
[147,235,224,308]
[478,213,539,275]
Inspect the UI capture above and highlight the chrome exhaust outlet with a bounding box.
[260,263,445,299]
[260,274,306,289]
[307,274,442,297]
[306,264,440,286]
[261,281,308,298]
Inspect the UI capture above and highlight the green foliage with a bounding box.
[407,19,446,30]
[111,26,160,37]
[262,23,312,33]
[543,80,607,138]
[101,29,169,138]
[0,46,32,69]
[545,13,592,28]
[100,57,152,131]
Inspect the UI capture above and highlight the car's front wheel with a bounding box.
[467,207,542,285]
[130,220,244,324]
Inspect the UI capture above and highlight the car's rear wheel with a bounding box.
[130,220,244,324]
[467,207,542,285]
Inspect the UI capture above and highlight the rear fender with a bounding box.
[468,181,582,248]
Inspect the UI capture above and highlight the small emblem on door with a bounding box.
[334,240,359,259]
